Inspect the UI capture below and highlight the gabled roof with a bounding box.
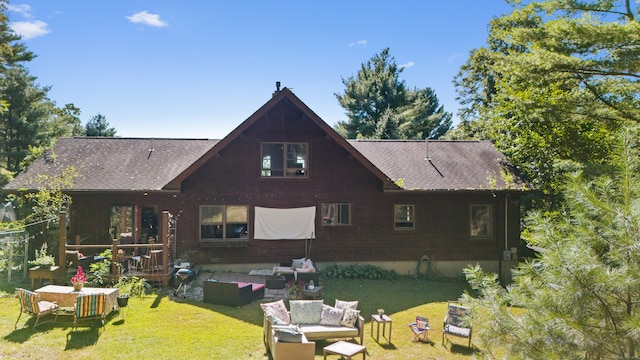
[3,88,526,193]
[348,139,525,191]
[164,87,394,189]
[4,137,217,191]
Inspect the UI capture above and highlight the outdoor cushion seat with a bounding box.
[297,324,360,340]
[203,280,265,306]
[444,324,470,338]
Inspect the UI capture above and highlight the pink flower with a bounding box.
[71,266,87,284]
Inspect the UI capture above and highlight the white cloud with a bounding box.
[10,20,50,40]
[126,11,167,28]
[349,40,367,47]
[400,61,415,69]
[7,4,32,18]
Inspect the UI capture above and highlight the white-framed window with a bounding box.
[321,203,351,226]
[261,142,308,177]
[200,205,248,240]
[470,204,492,238]
[394,204,414,230]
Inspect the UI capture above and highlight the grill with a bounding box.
[173,268,196,298]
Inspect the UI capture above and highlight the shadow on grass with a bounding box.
[3,324,39,343]
[65,327,101,350]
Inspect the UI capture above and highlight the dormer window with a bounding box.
[261,142,308,178]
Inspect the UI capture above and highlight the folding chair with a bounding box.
[408,316,430,342]
[15,288,59,329]
[73,293,107,330]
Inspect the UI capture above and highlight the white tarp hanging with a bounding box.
[254,206,315,240]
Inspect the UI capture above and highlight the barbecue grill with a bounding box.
[174,268,196,298]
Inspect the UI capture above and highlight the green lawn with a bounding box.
[0,277,492,359]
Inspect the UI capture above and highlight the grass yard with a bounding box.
[0,276,492,359]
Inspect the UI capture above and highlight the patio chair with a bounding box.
[408,316,430,342]
[15,288,59,329]
[443,301,472,348]
[72,293,106,330]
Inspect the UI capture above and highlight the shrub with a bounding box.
[323,264,397,280]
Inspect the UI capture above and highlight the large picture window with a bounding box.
[261,142,308,177]
[470,204,492,238]
[394,204,414,230]
[200,205,248,240]
[321,203,351,226]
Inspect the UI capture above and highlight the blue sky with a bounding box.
[7,1,514,139]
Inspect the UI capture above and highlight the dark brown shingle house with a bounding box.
[3,88,528,279]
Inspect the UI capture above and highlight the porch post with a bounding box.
[59,211,67,277]
[161,211,169,286]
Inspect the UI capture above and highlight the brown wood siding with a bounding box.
[65,99,522,265]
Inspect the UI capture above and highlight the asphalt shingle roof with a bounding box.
[348,139,523,191]
[4,137,218,191]
[4,137,524,192]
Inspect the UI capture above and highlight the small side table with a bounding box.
[29,266,60,289]
[371,314,393,344]
[300,285,323,299]
[323,340,366,360]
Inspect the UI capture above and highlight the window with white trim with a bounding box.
[261,142,308,177]
[200,205,248,240]
[321,203,351,226]
[394,204,414,230]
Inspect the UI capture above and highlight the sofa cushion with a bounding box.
[299,324,360,341]
[273,325,304,343]
[261,299,290,325]
[290,300,323,325]
[319,305,344,326]
[335,299,358,310]
[341,308,360,328]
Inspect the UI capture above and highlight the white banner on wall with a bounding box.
[254,206,316,240]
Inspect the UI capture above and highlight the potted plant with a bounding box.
[29,243,56,269]
[71,266,87,291]
[115,276,148,307]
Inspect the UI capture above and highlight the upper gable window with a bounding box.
[261,143,308,178]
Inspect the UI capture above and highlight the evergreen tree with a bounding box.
[463,127,640,359]
[85,113,117,137]
[448,0,638,209]
[335,48,451,139]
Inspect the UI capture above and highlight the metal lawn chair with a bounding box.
[443,301,472,348]
[72,293,107,330]
[15,287,59,329]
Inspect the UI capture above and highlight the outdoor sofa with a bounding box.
[262,299,364,360]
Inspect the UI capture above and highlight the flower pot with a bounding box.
[117,295,129,308]
[73,282,83,291]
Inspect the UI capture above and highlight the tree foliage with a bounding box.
[448,0,639,208]
[0,2,85,178]
[463,127,640,359]
[335,48,452,139]
[85,113,117,137]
